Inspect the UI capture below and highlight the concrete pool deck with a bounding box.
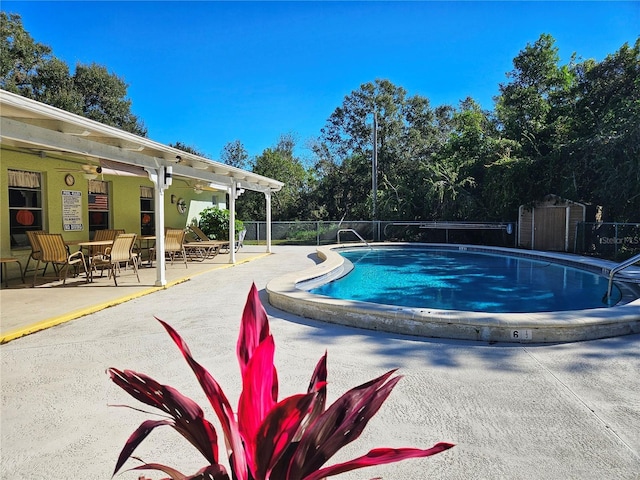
[1,245,639,479]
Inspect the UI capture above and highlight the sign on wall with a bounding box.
[62,190,83,231]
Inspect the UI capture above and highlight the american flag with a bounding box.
[88,194,109,211]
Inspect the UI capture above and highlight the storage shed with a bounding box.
[518,195,586,252]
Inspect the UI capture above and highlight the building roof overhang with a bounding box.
[0,89,283,194]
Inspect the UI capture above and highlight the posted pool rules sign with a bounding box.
[62,190,83,231]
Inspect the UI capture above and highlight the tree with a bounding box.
[30,56,82,112]
[238,135,312,221]
[221,140,249,169]
[73,63,146,135]
[169,142,207,157]
[496,33,568,160]
[567,39,640,221]
[314,79,450,220]
[0,12,52,96]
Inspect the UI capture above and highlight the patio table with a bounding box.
[137,235,156,266]
[74,240,113,282]
[0,257,24,287]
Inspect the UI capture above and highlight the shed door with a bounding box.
[534,207,566,251]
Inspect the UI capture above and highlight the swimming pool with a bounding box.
[266,244,640,343]
[309,248,622,313]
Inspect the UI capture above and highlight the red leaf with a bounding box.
[113,419,173,476]
[128,462,232,480]
[108,369,220,473]
[237,283,270,377]
[254,392,317,480]
[109,368,168,411]
[301,353,328,436]
[287,370,400,479]
[127,462,188,479]
[238,335,277,477]
[302,444,456,480]
[156,319,249,480]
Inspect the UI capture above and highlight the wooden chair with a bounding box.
[91,233,140,286]
[32,233,88,287]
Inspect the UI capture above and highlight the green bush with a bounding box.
[198,207,244,240]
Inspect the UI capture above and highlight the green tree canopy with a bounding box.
[221,140,249,170]
[238,135,313,221]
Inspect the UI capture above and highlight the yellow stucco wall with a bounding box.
[1,147,219,268]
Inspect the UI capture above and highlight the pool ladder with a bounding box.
[604,253,640,305]
[337,229,372,249]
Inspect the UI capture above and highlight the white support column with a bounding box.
[265,190,272,253]
[229,183,236,264]
[147,166,170,286]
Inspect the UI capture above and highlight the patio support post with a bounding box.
[229,183,237,264]
[147,166,169,286]
[265,190,272,253]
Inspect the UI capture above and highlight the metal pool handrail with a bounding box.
[337,229,372,248]
[605,253,640,305]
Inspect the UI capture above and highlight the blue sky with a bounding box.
[3,1,638,162]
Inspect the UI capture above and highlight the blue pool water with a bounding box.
[310,248,621,313]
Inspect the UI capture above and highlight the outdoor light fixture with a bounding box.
[175,155,182,163]
[234,182,245,199]
[163,165,173,187]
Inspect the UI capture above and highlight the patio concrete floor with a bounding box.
[1,245,639,479]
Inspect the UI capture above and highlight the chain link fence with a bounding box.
[243,220,640,260]
[243,221,516,247]
[575,222,640,260]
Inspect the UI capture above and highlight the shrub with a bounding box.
[108,284,454,479]
[198,207,244,240]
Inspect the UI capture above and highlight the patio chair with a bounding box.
[218,228,246,254]
[162,228,188,267]
[235,228,247,253]
[32,233,88,287]
[188,225,213,241]
[91,229,125,258]
[91,233,140,286]
[184,240,221,262]
[24,230,49,277]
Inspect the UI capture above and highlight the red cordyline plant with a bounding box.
[108,283,454,480]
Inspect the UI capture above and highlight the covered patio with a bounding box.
[0,89,284,286]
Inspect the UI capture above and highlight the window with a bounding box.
[140,186,154,235]
[88,180,110,238]
[8,169,43,248]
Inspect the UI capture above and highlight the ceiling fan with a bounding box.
[56,164,103,180]
[175,181,211,194]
